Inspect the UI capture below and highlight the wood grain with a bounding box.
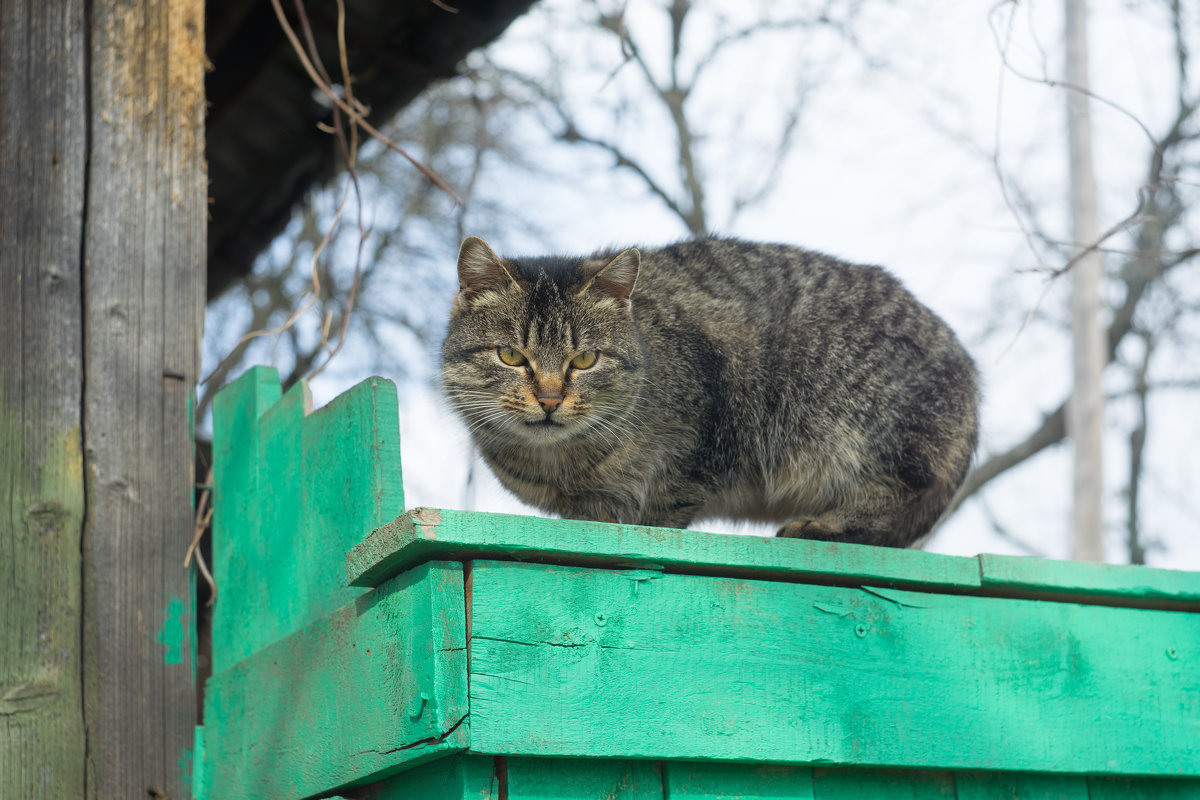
[79,0,206,796]
[813,768,956,799]
[980,553,1200,605]
[1087,776,1200,799]
[362,754,497,799]
[466,560,1199,774]
[210,368,405,671]
[348,508,980,592]
[505,757,662,799]
[665,761,816,798]
[203,562,469,799]
[0,1,88,796]
[954,772,1089,799]
[348,509,1199,611]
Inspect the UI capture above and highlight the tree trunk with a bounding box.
[1,0,205,796]
[1064,0,1106,562]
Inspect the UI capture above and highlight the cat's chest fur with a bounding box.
[441,235,979,547]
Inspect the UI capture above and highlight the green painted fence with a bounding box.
[196,367,1200,799]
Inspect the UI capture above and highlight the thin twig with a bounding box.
[195,548,217,607]
[186,466,217,603]
[201,182,351,385]
[184,466,214,567]
[269,0,461,203]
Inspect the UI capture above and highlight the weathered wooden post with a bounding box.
[1,1,205,796]
[200,368,1200,799]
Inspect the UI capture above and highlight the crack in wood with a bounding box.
[350,711,468,759]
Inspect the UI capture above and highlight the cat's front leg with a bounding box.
[635,503,700,531]
[563,510,619,524]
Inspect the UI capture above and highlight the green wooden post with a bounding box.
[202,368,469,799]
[210,366,405,669]
[200,370,1200,799]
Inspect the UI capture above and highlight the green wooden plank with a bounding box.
[347,508,980,593]
[1088,776,1200,799]
[193,725,210,800]
[466,561,1199,774]
[954,772,1089,799]
[505,757,662,799]
[813,768,956,799]
[359,754,497,799]
[980,554,1200,608]
[203,562,468,800]
[665,761,815,798]
[211,368,404,670]
[210,365,282,674]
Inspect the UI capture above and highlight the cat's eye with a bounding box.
[570,351,598,370]
[497,346,528,367]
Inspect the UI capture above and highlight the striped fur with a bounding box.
[441,236,978,547]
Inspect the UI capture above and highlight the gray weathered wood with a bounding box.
[0,2,88,796]
[81,0,206,797]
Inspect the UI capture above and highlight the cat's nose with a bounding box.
[537,393,563,414]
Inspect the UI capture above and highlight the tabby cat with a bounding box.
[441,236,978,547]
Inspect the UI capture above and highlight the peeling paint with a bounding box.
[861,586,927,608]
[157,595,187,664]
[814,601,852,617]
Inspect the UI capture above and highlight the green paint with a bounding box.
[980,553,1200,607]
[363,754,497,799]
[157,595,186,664]
[193,725,209,800]
[200,369,1200,798]
[210,367,405,672]
[506,758,661,799]
[954,772,1088,800]
[813,769,956,799]
[349,509,1200,611]
[666,761,815,798]
[1088,776,1200,799]
[467,559,1200,774]
[177,746,193,795]
[203,561,468,799]
[347,507,981,592]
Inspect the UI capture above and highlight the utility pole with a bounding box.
[1064,0,1106,561]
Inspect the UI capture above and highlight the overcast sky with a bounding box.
[219,0,1199,569]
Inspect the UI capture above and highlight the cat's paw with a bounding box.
[776,517,845,541]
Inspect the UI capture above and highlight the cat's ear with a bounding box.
[579,248,640,309]
[457,236,518,303]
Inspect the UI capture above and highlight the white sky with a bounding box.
[272,0,1199,569]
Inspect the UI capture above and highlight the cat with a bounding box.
[441,235,979,548]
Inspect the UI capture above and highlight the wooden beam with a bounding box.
[812,768,955,799]
[202,562,469,799]
[80,0,206,796]
[210,367,405,672]
[348,508,981,593]
[666,762,816,798]
[348,509,1200,610]
[0,2,88,796]
[359,755,497,799]
[505,758,661,799]
[978,553,1200,604]
[465,560,1200,774]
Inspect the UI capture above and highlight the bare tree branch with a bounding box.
[1126,331,1151,565]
